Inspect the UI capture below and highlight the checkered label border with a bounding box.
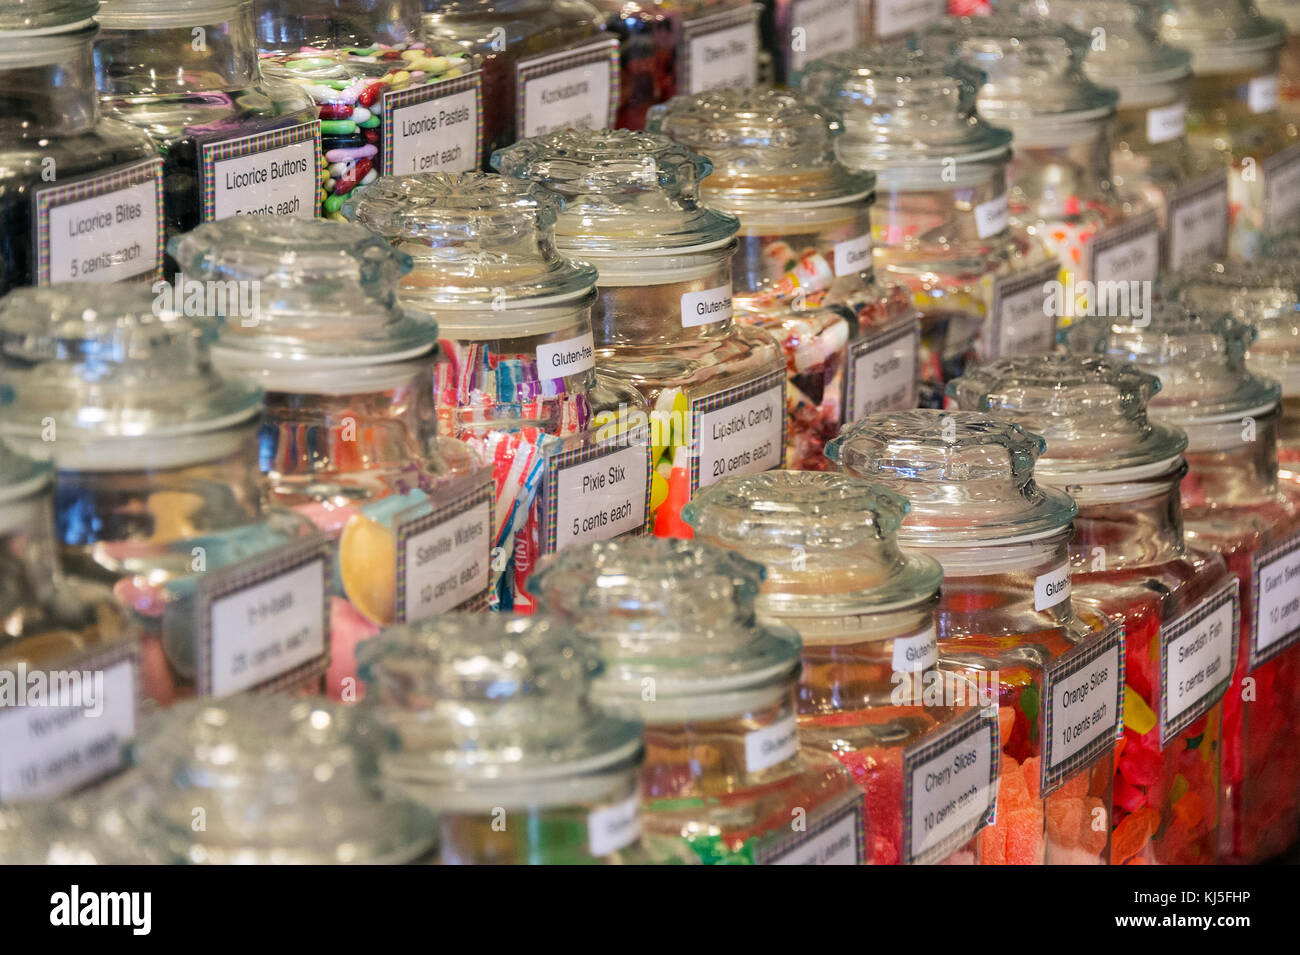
[381,70,484,175]
[688,368,788,493]
[1165,169,1230,269]
[989,258,1060,358]
[1087,208,1160,285]
[1250,530,1300,669]
[199,120,323,222]
[677,5,761,93]
[394,475,495,623]
[515,36,620,138]
[843,319,920,422]
[1159,576,1240,747]
[753,788,866,864]
[537,424,652,556]
[1040,619,1126,796]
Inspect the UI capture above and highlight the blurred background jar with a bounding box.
[1256,0,1300,125]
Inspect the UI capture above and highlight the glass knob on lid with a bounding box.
[1159,0,1286,71]
[825,408,1077,543]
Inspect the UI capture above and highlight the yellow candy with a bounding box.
[1123,685,1158,736]
[339,513,397,625]
[650,471,669,513]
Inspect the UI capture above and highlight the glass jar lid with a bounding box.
[96,0,247,28]
[947,354,1189,483]
[1257,0,1300,33]
[356,613,642,810]
[825,409,1078,544]
[1159,0,1286,71]
[645,87,875,209]
[1061,301,1281,424]
[529,538,803,722]
[682,470,943,619]
[490,128,740,257]
[0,0,98,31]
[131,696,436,864]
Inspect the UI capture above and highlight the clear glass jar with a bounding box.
[799,47,1055,408]
[1159,0,1297,259]
[345,172,651,610]
[1256,0,1300,123]
[358,613,660,863]
[0,0,163,294]
[648,87,920,470]
[1064,303,1300,863]
[918,14,1162,291]
[949,355,1233,864]
[256,0,481,214]
[417,0,613,159]
[0,779,162,863]
[0,438,139,802]
[0,284,330,707]
[683,470,999,864]
[589,0,760,131]
[94,0,323,247]
[826,410,1121,865]
[169,215,491,700]
[493,129,787,533]
[530,537,865,864]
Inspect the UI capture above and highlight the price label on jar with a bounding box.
[1088,210,1160,286]
[517,37,619,138]
[1160,577,1239,746]
[1248,74,1280,114]
[1263,144,1300,230]
[902,704,999,865]
[541,432,651,553]
[991,260,1061,358]
[0,644,139,803]
[32,158,163,285]
[788,0,860,75]
[845,321,919,421]
[872,0,947,38]
[973,195,1009,240]
[536,331,596,379]
[681,283,734,328]
[1250,532,1300,669]
[680,6,759,94]
[199,121,322,221]
[587,793,641,858]
[383,72,483,175]
[1041,620,1125,796]
[195,539,330,697]
[892,625,938,674]
[754,789,864,864]
[1146,101,1187,144]
[691,369,786,491]
[1166,171,1230,270]
[396,479,494,622]
[1034,563,1072,612]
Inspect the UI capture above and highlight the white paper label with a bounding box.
[1146,101,1187,144]
[789,0,860,74]
[893,625,938,673]
[1249,74,1280,114]
[1046,635,1122,772]
[385,79,480,175]
[904,712,997,865]
[207,556,327,697]
[35,159,162,284]
[974,195,1009,239]
[874,0,947,37]
[0,658,136,802]
[518,39,617,138]
[1264,144,1300,229]
[1163,580,1237,742]
[1167,173,1230,270]
[764,803,861,865]
[553,441,650,551]
[1033,564,1071,612]
[587,793,641,857]
[685,14,759,93]
[1090,215,1161,286]
[834,233,874,277]
[202,122,319,221]
[681,283,734,327]
[401,498,492,621]
[847,323,918,421]
[744,713,800,773]
[1253,534,1300,664]
[694,376,785,489]
[992,261,1059,357]
[536,332,596,378]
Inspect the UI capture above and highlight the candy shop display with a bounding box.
[169,216,491,699]
[0,284,330,707]
[1065,304,1300,864]
[345,172,652,610]
[800,47,1053,407]
[493,129,786,528]
[827,411,1122,865]
[1159,0,1297,260]
[530,537,865,864]
[950,356,1233,864]
[590,0,760,131]
[649,87,920,468]
[683,471,998,864]
[0,0,163,294]
[416,0,615,161]
[93,0,322,247]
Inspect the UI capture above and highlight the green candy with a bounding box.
[323,193,347,213]
[359,115,381,129]
[319,120,358,135]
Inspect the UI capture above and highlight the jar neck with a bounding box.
[1113,101,1189,164]
[1187,68,1280,131]
[95,4,262,97]
[1179,408,1282,507]
[591,251,736,347]
[1008,128,1117,221]
[1050,464,1188,573]
[0,31,99,136]
[872,162,1011,254]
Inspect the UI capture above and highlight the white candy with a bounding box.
[361,169,378,184]
[328,161,349,178]
[350,106,372,124]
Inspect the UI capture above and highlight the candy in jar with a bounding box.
[683,470,999,864]
[530,537,866,864]
[950,355,1234,864]
[827,410,1122,865]
[649,87,920,469]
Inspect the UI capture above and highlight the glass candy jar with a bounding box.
[530,537,866,864]
[358,613,656,863]
[493,129,786,532]
[0,0,163,294]
[169,215,492,699]
[0,284,330,707]
[799,48,1055,407]
[950,355,1234,864]
[1256,0,1300,123]
[94,0,323,245]
[345,172,652,610]
[1065,304,1300,863]
[648,87,920,469]
[683,471,1000,864]
[827,410,1122,865]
